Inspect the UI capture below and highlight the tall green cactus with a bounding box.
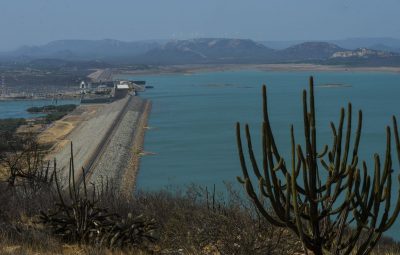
[236,76,400,255]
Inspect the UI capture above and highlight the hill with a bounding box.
[262,37,400,52]
[136,38,277,64]
[278,42,345,61]
[2,37,400,66]
[325,48,400,66]
[7,39,161,61]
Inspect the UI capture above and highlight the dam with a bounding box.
[43,94,150,195]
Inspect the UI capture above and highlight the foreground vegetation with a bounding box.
[2,77,400,254]
[0,156,302,254]
[0,136,302,254]
[0,118,26,135]
[0,181,399,255]
[0,138,399,255]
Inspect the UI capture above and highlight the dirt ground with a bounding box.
[38,104,102,154]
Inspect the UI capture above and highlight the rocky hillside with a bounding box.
[137,38,277,64]
[330,48,399,58]
[278,42,345,61]
[2,38,400,66]
[7,39,161,61]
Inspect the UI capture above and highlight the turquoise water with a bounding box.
[123,70,400,238]
[0,99,80,119]
[132,71,400,188]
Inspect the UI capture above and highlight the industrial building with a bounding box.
[114,84,130,99]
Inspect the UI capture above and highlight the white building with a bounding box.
[114,84,130,99]
[80,81,91,94]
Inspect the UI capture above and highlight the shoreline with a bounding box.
[121,99,152,196]
[116,63,400,76]
[1,94,152,195]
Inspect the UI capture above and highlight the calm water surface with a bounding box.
[0,99,80,119]
[123,70,400,238]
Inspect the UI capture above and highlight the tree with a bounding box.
[0,133,52,188]
[236,77,400,255]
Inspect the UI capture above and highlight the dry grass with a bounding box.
[38,120,75,145]
[0,242,150,255]
[38,104,101,153]
[1,182,400,254]
[0,179,304,255]
[16,123,45,135]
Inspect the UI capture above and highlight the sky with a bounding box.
[0,0,399,51]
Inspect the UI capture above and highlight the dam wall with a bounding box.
[87,96,150,194]
[48,95,150,196]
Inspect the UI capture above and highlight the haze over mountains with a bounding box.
[2,37,400,66]
[261,37,400,52]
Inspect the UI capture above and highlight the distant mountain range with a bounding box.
[136,38,276,64]
[1,39,162,62]
[1,37,400,66]
[262,37,400,53]
[277,42,345,61]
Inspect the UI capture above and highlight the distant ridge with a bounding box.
[136,38,276,64]
[331,48,399,58]
[8,39,161,61]
[278,42,345,61]
[263,37,400,53]
[1,37,400,66]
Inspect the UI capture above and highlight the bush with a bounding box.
[27,104,77,113]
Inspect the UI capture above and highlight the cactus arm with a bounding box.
[265,125,286,216]
[393,116,400,166]
[330,122,338,162]
[378,169,391,231]
[334,108,345,176]
[236,122,250,180]
[381,117,400,231]
[372,154,382,228]
[237,122,281,222]
[382,176,400,231]
[339,104,352,175]
[262,85,285,168]
[244,178,286,227]
[291,156,310,252]
[340,226,364,254]
[351,110,363,165]
[317,145,329,158]
[298,145,311,198]
[262,122,280,206]
[244,124,262,179]
[286,173,291,221]
[291,125,298,178]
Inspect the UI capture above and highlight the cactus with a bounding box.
[40,142,157,248]
[236,76,400,255]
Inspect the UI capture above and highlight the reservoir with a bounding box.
[0,99,80,119]
[126,70,400,238]
[131,71,400,190]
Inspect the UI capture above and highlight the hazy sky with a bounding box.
[0,0,399,50]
